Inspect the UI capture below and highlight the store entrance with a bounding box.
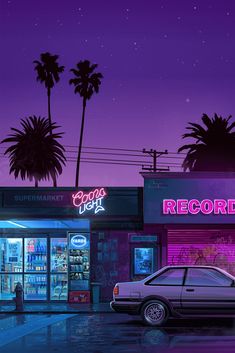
[0,236,68,301]
[0,218,90,302]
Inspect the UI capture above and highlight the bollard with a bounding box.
[14,282,24,312]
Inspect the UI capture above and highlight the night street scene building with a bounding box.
[2,172,235,305]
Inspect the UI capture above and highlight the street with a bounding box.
[1,313,235,353]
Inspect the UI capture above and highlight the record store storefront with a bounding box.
[0,187,143,303]
[143,172,235,276]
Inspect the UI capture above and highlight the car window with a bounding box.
[185,268,233,287]
[147,268,185,286]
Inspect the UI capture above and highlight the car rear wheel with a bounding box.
[141,300,169,326]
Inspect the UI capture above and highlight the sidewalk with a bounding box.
[0,302,113,314]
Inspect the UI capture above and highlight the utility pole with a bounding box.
[142,148,169,172]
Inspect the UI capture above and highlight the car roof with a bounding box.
[164,265,221,269]
[141,264,235,282]
[160,265,235,279]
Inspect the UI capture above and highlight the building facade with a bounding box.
[143,172,235,278]
[0,186,146,303]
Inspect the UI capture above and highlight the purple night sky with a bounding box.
[0,0,235,187]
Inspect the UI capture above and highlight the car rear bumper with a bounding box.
[110,300,141,314]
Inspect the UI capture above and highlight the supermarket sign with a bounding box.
[71,234,87,249]
[72,188,107,215]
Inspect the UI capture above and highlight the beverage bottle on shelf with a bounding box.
[36,240,39,253]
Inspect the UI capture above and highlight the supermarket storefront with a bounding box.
[143,172,235,276]
[0,187,143,303]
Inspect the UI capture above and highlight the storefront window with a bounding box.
[134,248,153,275]
[0,274,23,300]
[50,274,68,300]
[24,274,47,300]
[0,238,23,272]
[51,238,67,272]
[25,238,47,272]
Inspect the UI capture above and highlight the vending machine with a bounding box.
[68,232,90,303]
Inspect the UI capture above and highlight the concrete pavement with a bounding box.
[0,302,113,314]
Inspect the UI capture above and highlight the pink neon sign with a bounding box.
[163,199,235,215]
[72,188,107,215]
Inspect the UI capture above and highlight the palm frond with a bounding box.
[1,116,66,183]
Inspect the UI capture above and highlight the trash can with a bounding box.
[91,282,102,304]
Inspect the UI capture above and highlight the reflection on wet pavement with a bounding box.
[1,314,235,353]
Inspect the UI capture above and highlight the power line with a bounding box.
[65,150,154,158]
[0,154,182,167]
[66,159,150,167]
[64,150,186,160]
[64,145,144,152]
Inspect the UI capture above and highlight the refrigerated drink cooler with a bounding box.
[68,232,90,303]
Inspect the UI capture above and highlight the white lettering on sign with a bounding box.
[163,198,235,215]
[71,234,87,248]
[72,188,107,215]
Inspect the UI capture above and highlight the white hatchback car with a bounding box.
[110,265,235,326]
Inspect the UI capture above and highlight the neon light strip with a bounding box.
[7,221,27,228]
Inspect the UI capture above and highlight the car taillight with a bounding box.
[113,285,119,296]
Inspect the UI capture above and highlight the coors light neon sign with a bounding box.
[72,188,107,215]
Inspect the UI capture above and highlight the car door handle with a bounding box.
[186,288,195,292]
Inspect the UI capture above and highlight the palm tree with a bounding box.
[33,52,65,134]
[178,113,235,171]
[1,116,66,187]
[69,60,103,187]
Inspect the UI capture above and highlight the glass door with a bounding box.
[50,238,68,301]
[24,238,47,300]
[0,238,23,300]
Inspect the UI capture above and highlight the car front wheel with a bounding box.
[141,300,169,326]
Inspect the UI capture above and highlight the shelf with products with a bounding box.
[68,233,90,292]
[24,273,47,299]
[25,238,47,272]
[51,238,68,273]
[25,286,47,298]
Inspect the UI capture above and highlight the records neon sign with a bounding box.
[163,198,235,215]
[72,188,107,215]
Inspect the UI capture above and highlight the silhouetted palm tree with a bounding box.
[2,116,66,187]
[178,113,235,171]
[69,60,103,187]
[33,52,65,134]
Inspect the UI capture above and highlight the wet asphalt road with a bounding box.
[1,313,235,353]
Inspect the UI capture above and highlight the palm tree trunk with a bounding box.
[47,88,57,187]
[47,88,52,135]
[35,179,38,188]
[75,98,86,187]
